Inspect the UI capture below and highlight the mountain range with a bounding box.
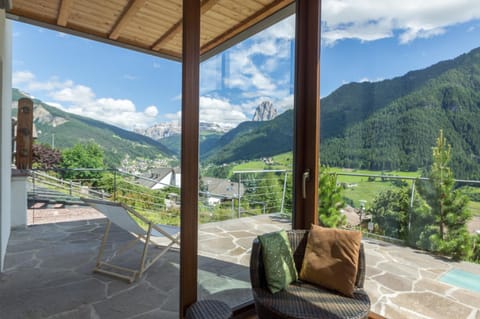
[12,46,480,179]
[137,100,279,156]
[11,89,175,167]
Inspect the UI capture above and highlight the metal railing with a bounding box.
[28,168,480,240]
[27,168,293,225]
[332,171,480,248]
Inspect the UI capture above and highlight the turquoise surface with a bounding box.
[439,269,480,293]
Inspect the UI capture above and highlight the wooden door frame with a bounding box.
[293,0,321,230]
[179,0,200,317]
[178,0,322,316]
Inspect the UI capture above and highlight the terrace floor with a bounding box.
[1,207,480,319]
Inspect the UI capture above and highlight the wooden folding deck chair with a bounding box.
[81,198,180,283]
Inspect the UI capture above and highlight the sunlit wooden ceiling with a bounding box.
[6,0,295,61]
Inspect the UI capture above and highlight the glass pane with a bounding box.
[11,21,182,317]
[320,3,480,318]
[196,15,295,308]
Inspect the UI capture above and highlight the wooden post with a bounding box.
[15,98,34,169]
[179,0,200,317]
[293,0,321,229]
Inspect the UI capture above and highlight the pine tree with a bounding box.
[416,130,472,260]
[318,167,346,228]
[368,188,410,240]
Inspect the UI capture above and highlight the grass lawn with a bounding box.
[468,201,480,217]
[231,153,293,172]
[329,168,419,208]
[341,180,399,208]
[232,160,267,171]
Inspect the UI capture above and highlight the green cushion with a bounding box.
[258,230,298,293]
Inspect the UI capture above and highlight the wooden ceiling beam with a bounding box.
[151,20,181,51]
[57,0,74,26]
[151,0,220,51]
[9,0,294,62]
[200,0,292,55]
[109,0,148,40]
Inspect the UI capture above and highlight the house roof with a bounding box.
[136,167,174,188]
[203,176,244,198]
[6,0,295,61]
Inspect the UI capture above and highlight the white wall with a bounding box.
[0,9,12,271]
[11,175,27,228]
[152,173,174,190]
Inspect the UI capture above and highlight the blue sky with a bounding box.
[12,0,480,131]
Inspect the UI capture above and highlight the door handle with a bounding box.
[302,170,310,199]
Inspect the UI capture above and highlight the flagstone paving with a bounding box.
[1,208,479,318]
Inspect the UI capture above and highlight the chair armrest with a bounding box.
[286,230,309,271]
[250,238,267,289]
[355,243,366,288]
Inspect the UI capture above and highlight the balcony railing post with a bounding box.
[238,173,241,218]
[113,169,117,202]
[281,171,287,214]
[408,180,416,232]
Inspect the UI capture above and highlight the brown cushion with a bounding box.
[299,225,362,297]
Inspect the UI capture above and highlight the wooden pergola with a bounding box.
[7,0,296,61]
[5,0,321,317]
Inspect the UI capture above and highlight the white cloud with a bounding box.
[144,105,159,117]
[95,98,135,113]
[163,96,248,126]
[197,17,297,124]
[14,70,159,130]
[164,111,182,122]
[399,27,446,44]
[201,16,295,102]
[200,96,248,125]
[50,85,95,104]
[30,79,74,91]
[225,45,278,94]
[13,72,75,91]
[13,71,35,86]
[322,0,480,45]
[275,94,294,113]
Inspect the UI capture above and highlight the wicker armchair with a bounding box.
[250,229,370,319]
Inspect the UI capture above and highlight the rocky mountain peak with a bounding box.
[252,101,277,121]
[136,121,234,140]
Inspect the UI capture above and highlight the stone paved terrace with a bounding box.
[1,207,479,319]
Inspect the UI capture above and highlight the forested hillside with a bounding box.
[202,110,293,163]
[205,47,480,179]
[320,48,477,139]
[322,48,480,179]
